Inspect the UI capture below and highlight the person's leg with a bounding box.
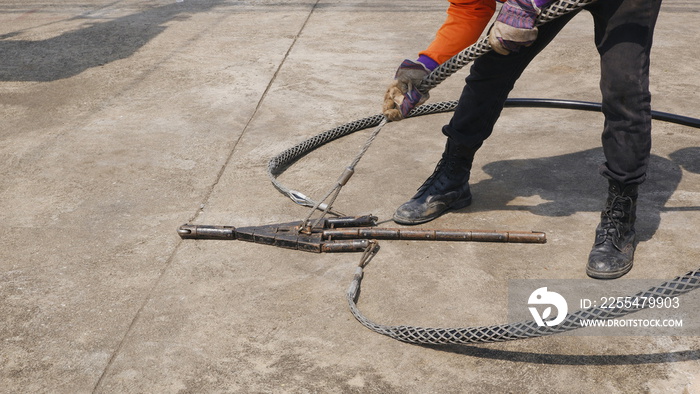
[443,10,579,148]
[394,10,579,225]
[586,0,663,279]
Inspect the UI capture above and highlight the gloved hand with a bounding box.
[488,0,553,55]
[382,59,432,121]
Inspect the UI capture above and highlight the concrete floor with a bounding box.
[1,0,699,392]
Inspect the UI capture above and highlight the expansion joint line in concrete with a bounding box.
[190,0,322,226]
[91,2,322,391]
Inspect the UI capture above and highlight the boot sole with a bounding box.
[392,196,472,225]
[586,262,633,280]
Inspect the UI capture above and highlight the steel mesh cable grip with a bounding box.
[267,0,700,344]
[347,266,700,345]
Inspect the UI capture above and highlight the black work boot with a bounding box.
[393,140,480,225]
[586,180,639,279]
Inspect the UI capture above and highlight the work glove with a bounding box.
[488,0,553,55]
[382,59,432,121]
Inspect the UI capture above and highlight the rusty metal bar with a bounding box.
[322,228,546,243]
[177,224,236,240]
[321,240,371,253]
[325,215,378,228]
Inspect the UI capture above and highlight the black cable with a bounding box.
[505,98,700,128]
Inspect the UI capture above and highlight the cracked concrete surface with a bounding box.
[1,0,699,392]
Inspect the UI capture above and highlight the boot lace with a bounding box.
[415,156,468,194]
[600,194,634,237]
[416,158,448,193]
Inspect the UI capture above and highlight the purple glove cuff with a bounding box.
[533,0,555,9]
[417,55,439,72]
[395,59,428,78]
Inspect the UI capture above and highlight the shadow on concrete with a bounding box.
[0,0,226,82]
[426,344,700,365]
[452,147,694,242]
[371,147,700,364]
[669,146,700,175]
[377,147,700,364]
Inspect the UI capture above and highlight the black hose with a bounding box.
[505,98,700,128]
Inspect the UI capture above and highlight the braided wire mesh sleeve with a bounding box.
[267,102,459,206]
[347,268,700,344]
[267,114,383,203]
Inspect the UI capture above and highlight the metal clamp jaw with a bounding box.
[178,215,379,253]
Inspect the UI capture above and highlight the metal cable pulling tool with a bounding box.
[178,215,546,253]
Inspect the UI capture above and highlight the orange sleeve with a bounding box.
[419,0,497,65]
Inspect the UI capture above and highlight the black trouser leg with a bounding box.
[586,0,662,279]
[591,0,662,185]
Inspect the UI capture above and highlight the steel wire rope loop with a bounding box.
[265,0,700,343]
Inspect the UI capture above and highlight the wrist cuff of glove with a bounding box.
[533,0,556,10]
[416,55,439,72]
